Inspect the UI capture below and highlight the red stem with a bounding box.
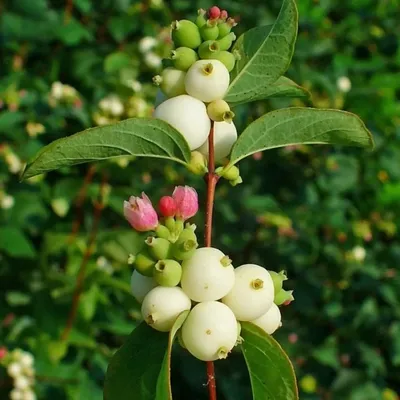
[204,121,219,400]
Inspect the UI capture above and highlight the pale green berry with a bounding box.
[274,289,294,306]
[251,303,282,335]
[153,94,211,150]
[217,32,236,51]
[154,259,182,287]
[153,68,186,99]
[207,99,234,123]
[198,40,220,60]
[218,18,237,39]
[134,250,156,277]
[222,264,275,321]
[185,60,230,103]
[197,121,237,162]
[200,21,220,41]
[172,228,198,261]
[130,270,158,303]
[181,247,234,302]
[269,270,288,294]
[216,165,240,181]
[186,151,208,175]
[195,9,207,28]
[145,236,171,260]
[171,20,202,49]
[181,301,237,361]
[141,286,191,332]
[171,47,198,71]
[213,50,236,72]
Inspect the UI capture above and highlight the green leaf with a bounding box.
[225,0,298,104]
[241,322,298,400]
[104,323,168,400]
[104,51,132,73]
[0,227,36,258]
[156,310,189,399]
[229,108,374,165]
[22,118,191,179]
[230,77,310,107]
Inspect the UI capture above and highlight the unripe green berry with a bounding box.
[171,47,198,71]
[274,289,294,306]
[146,237,171,260]
[217,32,236,51]
[171,20,202,49]
[230,175,243,187]
[153,68,186,98]
[200,21,220,41]
[218,18,237,39]
[269,270,288,294]
[216,165,240,181]
[207,100,234,123]
[155,224,171,240]
[195,9,207,28]
[187,151,208,175]
[134,250,156,277]
[198,40,220,59]
[172,228,198,261]
[154,259,182,287]
[164,216,176,232]
[213,50,236,72]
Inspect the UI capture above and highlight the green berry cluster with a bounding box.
[170,7,238,73]
[130,217,199,287]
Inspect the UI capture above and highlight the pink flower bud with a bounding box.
[124,193,158,232]
[0,347,7,359]
[159,196,177,217]
[172,186,198,220]
[220,10,228,20]
[208,6,221,20]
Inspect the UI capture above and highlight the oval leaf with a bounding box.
[22,118,191,180]
[230,77,310,107]
[241,322,298,400]
[104,323,168,400]
[156,310,189,400]
[229,108,374,165]
[225,0,298,105]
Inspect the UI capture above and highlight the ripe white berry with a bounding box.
[181,301,237,361]
[250,303,282,335]
[22,390,36,400]
[130,270,158,303]
[185,60,230,102]
[197,121,237,161]
[14,376,30,390]
[19,353,34,368]
[141,286,191,332]
[181,247,235,302]
[153,94,211,150]
[222,264,275,321]
[10,389,24,400]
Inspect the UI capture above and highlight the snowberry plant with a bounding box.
[21,1,374,399]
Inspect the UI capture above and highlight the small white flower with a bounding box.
[51,82,64,99]
[99,95,124,117]
[51,198,69,218]
[22,390,36,400]
[96,257,113,275]
[10,389,24,400]
[5,153,23,174]
[62,85,78,99]
[337,76,352,93]
[14,376,30,390]
[7,363,22,378]
[139,37,158,53]
[19,353,34,368]
[1,194,15,209]
[352,246,366,262]
[144,52,162,69]
[129,80,142,92]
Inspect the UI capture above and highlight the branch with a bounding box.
[204,121,219,400]
[61,171,108,341]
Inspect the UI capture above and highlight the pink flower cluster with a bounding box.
[123,186,198,232]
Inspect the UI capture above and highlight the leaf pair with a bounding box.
[104,317,298,400]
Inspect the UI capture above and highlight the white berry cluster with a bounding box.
[132,243,293,361]
[6,349,36,400]
[152,6,239,167]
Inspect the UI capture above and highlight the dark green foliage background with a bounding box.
[1,0,400,399]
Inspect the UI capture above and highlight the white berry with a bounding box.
[141,286,191,332]
[10,390,24,400]
[197,121,237,162]
[7,362,22,378]
[22,391,36,400]
[251,303,282,335]
[130,270,158,303]
[181,301,237,361]
[222,264,275,321]
[185,60,230,102]
[19,353,34,368]
[181,247,235,302]
[14,376,30,390]
[153,94,211,150]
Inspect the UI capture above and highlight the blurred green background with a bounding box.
[1,0,400,399]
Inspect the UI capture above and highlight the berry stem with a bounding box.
[204,120,219,400]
